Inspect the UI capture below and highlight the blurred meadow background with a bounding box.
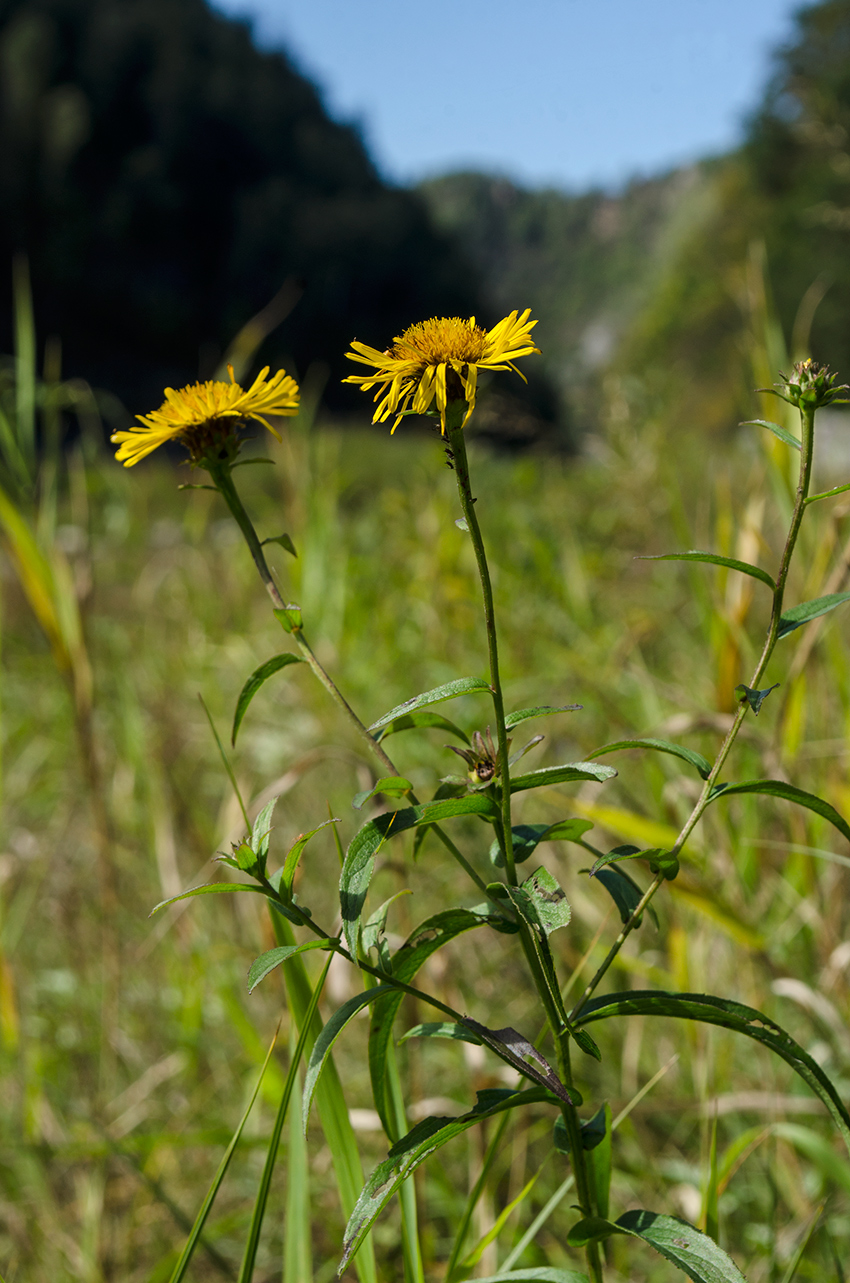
[3,0,850,1279]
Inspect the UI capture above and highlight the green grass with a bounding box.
[1,404,849,1281]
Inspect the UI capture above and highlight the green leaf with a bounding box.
[369,908,496,1131]
[368,677,493,732]
[707,779,850,844]
[237,956,331,1283]
[339,1088,554,1274]
[588,1104,612,1220]
[567,1209,747,1281]
[281,818,339,899]
[247,939,335,994]
[553,1103,608,1155]
[374,710,471,745]
[509,762,616,794]
[735,683,779,715]
[303,986,396,1128]
[741,418,801,451]
[806,479,850,505]
[167,1028,279,1283]
[490,819,593,869]
[576,990,850,1152]
[590,845,679,882]
[518,866,572,936]
[261,532,297,556]
[232,653,305,744]
[591,866,658,928]
[340,797,498,957]
[778,591,850,639]
[640,551,776,590]
[588,737,713,781]
[271,917,378,1283]
[400,1021,483,1045]
[504,705,581,730]
[352,777,413,811]
[150,881,272,917]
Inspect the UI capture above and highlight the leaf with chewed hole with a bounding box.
[568,1209,747,1281]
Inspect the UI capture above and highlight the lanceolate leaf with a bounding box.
[303,986,396,1128]
[489,819,593,869]
[340,797,498,957]
[509,762,616,794]
[504,705,582,730]
[352,777,413,811]
[150,882,273,916]
[369,908,496,1130]
[590,845,679,881]
[640,550,776,591]
[741,418,801,451]
[400,1021,483,1045]
[589,737,712,781]
[247,939,335,994]
[373,710,471,745]
[777,591,850,639]
[339,1088,554,1273]
[568,1209,747,1281]
[575,990,850,1151]
[281,819,340,898]
[707,779,850,844]
[232,653,305,744]
[368,678,493,732]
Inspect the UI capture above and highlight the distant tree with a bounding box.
[747,0,850,371]
[0,0,484,414]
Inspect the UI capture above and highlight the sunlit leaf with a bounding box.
[504,705,581,730]
[707,779,850,843]
[368,678,493,732]
[640,550,776,591]
[509,762,616,794]
[339,1088,554,1273]
[741,418,800,450]
[247,939,335,994]
[567,1209,747,1281]
[777,591,850,639]
[340,797,498,957]
[232,653,305,744]
[576,990,850,1151]
[588,737,712,780]
[352,777,413,811]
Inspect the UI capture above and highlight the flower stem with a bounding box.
[205,455,490,897]
[445,409,603,1283]
[572,401,818,1016]
[446,413,516,884]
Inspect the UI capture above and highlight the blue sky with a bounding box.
[213,0,805,191]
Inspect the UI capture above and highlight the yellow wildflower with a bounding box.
[343,311,540,434]
[112,364,300,466]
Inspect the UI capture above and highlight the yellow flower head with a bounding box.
[111,364,300,466]
[343,310,540,434]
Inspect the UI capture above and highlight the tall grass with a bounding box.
[1,352,849,1279]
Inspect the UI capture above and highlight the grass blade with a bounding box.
[236,955,332,1283]
[167,1026,279,1283]
[271,910,378,1283]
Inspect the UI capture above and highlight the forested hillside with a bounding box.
[0,0,487,416]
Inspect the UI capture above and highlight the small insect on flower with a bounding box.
[111,364,300,466]
[343,311,540,435]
